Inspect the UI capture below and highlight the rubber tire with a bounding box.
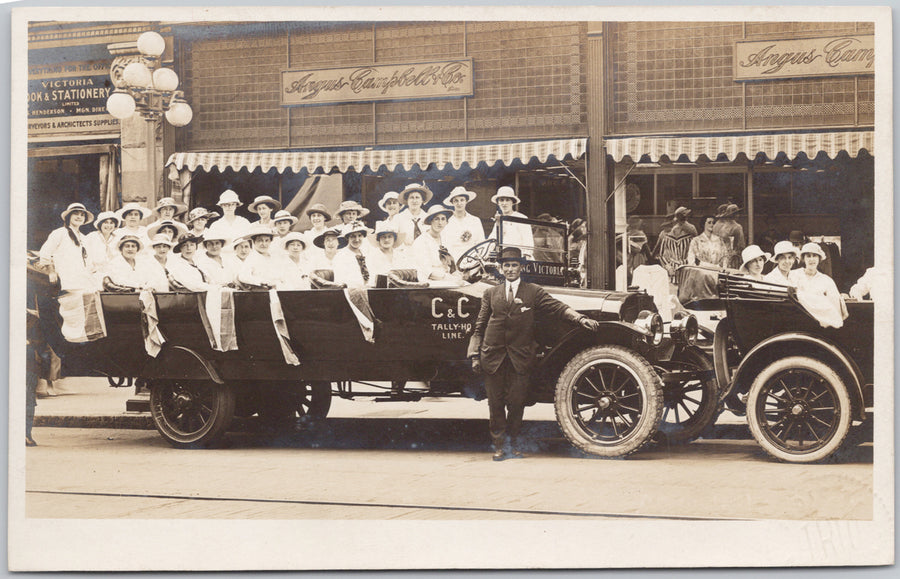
[657,346,719,444]
[258,381,332,433]
[301,381,333,420]
[746,356,852,463]
[150,381,236,449]
[554,345,663,458]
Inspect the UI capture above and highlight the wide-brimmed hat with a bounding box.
[216,189,243,206]
[200,231,228,246]
[490,186,521,205]
[443,186,476,207]
[305,203,333,221]
[94,210,120,228]
[61,202,95,225]
[149,234,175,249]
[231,233,253,250]
[770,240,800,262]
[116,202,151,221]
[173,233,203,254]
[667,206,692,219]
[377,192,400,213]
[116,233,144,252]
[248,195,282,214]
[497,246,527,263]
[246,223,275,240]
[398,183,434,205]
[313,227,348,249]
[281,231,307,251]
[799,242,827,261]
[740,245,771,271]
[186,207,217,226]
[272,210,299,226]
[335,200,370,220]
[423,205,453,225]
[340,220,371,240]
[369,221,405,248]
[715,203,741,219]
[788,230,806,244]
[153,196,188,216]
[147,219,188,240]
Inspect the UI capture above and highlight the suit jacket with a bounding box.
[468,281,583,374]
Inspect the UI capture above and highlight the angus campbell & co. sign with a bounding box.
[734,35,874,81]
[281,59,473,105]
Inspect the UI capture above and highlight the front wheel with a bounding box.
[746,356,852,463]
[554,345,663,458]
[150,380,236,449]
[657,346,719,444]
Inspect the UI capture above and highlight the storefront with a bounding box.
[604,21,875,291]
[163,21,590,253]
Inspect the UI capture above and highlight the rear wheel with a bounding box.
[258,381,332,432]
[746,356,851,463]
[150,380,235,449]
[657,346,718,444]
[554,345,663,458]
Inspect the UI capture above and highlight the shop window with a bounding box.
[655,173,692,215]
[698,172,746,215]
[752,171,792,215]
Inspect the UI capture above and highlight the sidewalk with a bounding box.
[33,376,748,437]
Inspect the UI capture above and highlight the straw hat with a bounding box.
[490,186,520,205]
[200,231,228,246]
[173,233,203,254]
[443,186,476,207]
[335,200,370,220]
[116,233,144,252]
[149,234,175,249]
[306,203,333,221]
[116,202,151,221]
[369,221,404,248]
[216,189,243,206]
[246,223,275,240]
[231,232,253,250]
[272,210,299,226]
[281,231,307,251]
[94,210,120,228]
[715,203,741,219]
[147,219,188,240]
[313,227,348,249]
[666,206,692,220]
[377,192,400,213]
[799,242,827,260]
[423,205,453,225]
[340,220,371,239]
[398,183,434,205]
[248,195,282,213]
[770,240,800,262]
[153,196,188,217]
[186,207,218,226]
[739,245,771,271]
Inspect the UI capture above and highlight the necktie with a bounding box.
[188,261,208,283]
[508,284,514,304]
[412,218,421,239]
[356,254,370,283]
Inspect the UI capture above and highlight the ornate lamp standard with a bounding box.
[106,30,192,208]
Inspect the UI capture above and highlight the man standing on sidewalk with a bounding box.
[467,247,600,461]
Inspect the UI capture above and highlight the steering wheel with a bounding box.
[457,239,500,283]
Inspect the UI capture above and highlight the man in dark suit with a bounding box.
[468,247,600,461]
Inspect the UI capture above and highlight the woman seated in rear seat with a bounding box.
[237,224,286,289]
[278,232,311,290]
[102,234,160,292]
[366,221,411,286]
[167,233,211,292]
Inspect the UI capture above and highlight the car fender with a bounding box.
[142,345,225,385]
[538,320,650,379]
[732,332,866,421]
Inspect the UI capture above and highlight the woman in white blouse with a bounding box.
[442,186,485,262]
[206,190,251,251]
[39,202,98,292]
[248,195,281,227]
[412,205,462,285]
[488,186,534,258]
[789,242,848,328]
[83,210,121,284]
[102,235,159,292]
[366,221,409,286]
[763,241,799,286]
[237,224,286,289]
[279,232,311,290]
[167,234,211,292]
[115,202,153,254]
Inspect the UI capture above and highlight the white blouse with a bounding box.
[443,212,486,262]
[39,226,97,292]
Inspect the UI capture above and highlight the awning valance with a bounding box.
[165,138,587,174]
[605,131,873,163]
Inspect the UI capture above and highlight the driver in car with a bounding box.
[468,246,601,461]
[488,186,534,259]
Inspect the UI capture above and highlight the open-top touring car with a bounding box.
[28,216,718,457]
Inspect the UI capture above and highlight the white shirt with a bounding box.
[207,215,251,251]
[366,247,412,286]
[505,278,522,302]
[39,226,97,292]
[117,225,153,256]
[333,247,371,288]
[238,250,286,288]
[763,267,795,286]
[789,268,848,328]
[489,211,534,258]
[196,253,235,287]
[307,251,340,273]
[83,231,119,275]
[167,254,210,292]
[279,256,311,290]
[411,230,450,282]
[394,208,428,248]
[443,212,486,261]
[103,254,161,291]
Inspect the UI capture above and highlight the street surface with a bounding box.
[26,401,873,521]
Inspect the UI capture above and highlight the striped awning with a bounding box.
[605,131,874,163]
[165,138,587,174]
